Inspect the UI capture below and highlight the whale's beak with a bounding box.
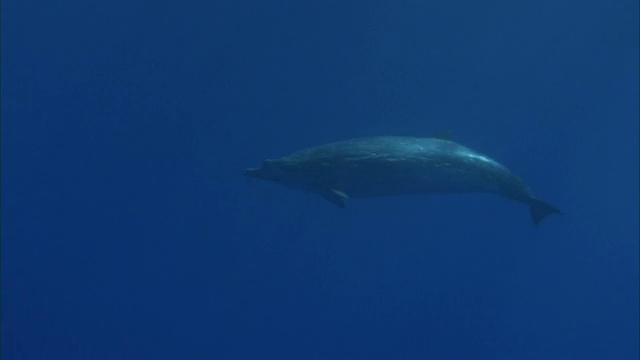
[244,167,262,178]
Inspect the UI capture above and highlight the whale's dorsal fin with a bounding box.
[319,189,349,208]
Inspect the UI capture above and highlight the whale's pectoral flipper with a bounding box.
[529,199,562,226]
[319,189,349,208]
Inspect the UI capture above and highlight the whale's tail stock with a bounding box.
[529,198,562,226]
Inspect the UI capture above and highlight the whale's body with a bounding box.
[245,136,560,225]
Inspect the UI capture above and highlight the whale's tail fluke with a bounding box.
[529,198,561,226]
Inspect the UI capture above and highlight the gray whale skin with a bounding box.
[245,136,560,225]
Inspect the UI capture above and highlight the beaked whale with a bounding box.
[245,136,561,225]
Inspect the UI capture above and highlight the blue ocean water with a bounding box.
[2,0,638,359]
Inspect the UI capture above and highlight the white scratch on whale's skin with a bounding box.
[464,152,493,164]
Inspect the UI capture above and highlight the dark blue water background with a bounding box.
[2,0,638,358]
